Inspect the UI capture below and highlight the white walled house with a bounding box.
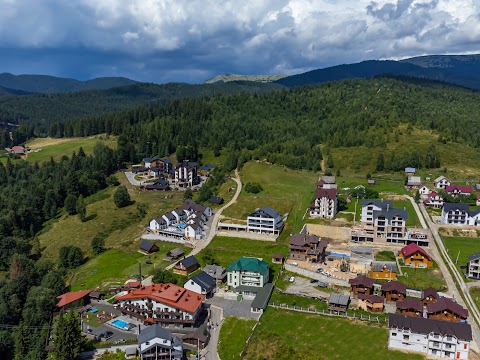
[309,188,338,219]
[149,217,168,233]
[247,207,284,235]
[388,314,471,359]
[162,212,177,225]
[467,253,480,279]
[116,284,204,327]
[441,203,480,226]
[424,192,444,209]
[434,176,451,189]
[226,257,270,289]
[419,185,430,196]
[138,324,183,360]
[174,161,198,188]
[183,271,216,297]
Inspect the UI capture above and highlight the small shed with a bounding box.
[272,253,285,264]
[125,347,137,359]
[209,196,224,205]
[405,167,416,176]
[328,294,350,314]
[173,255,200,276]
[165,248,185,261]
[367,179,376,185]
[89,291,104,300]
[182,332,209,350]
[139,240,159,255]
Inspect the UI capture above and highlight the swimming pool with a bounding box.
[90,308,98,313]
[111,319,130,330]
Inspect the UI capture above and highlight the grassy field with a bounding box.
[470,287,480,313]
[375,251,396,261]
[397,264,447,291]
[218,317,257,360]
[393,200,420,227]
[243,308,423,360]
[222,162,318,240]
[38,173,184,259]
[443,236,480,272]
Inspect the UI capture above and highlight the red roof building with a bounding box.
[427,297,468,323]
[56,290,92,309]
[446,185,472,196]
[116,284,205,327]
[398,243,433,268]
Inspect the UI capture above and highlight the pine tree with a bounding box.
[113,185,131,208]
[64,194,77,215]
[376,153,385,171]
[52,312,82,360]
[76,195,86,222]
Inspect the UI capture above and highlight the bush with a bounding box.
[245,182,263,194]
[152,269,179,285]
[106,175,120,186]
[113,185,131,208]
[91,235,106,255]
[64,194,77,215]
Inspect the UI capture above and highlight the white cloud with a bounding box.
[0,0,479,81]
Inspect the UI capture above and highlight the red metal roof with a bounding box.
[348,275,374,288]
[399,243,432,261]
[357,294,384,304]
[446,185,472,194]
[381,281,407,294]
[427,297,468,319]
[56,290,92,308]
[116,283,204,314]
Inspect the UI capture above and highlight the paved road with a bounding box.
[407,195,480,351]
[203,305,223,360]
[124,171,143,186]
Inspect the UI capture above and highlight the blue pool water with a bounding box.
[176,224,187,229]
[111,319,128,329]
[90,308,98,313]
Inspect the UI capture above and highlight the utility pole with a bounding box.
[353,196,359,225]
[456,250,460,264]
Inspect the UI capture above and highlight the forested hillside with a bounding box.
[40,76,480,171]
[0,81,284,131]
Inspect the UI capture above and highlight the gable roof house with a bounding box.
[388,314,472,359]
[165,248,185,261]
[203,264,227,283]
[422,288,440,305]
[395,298,424,317]
[398,243,433,268]
[289,234,328,263]
[370,261,397,280]
[446,185,472,197]
[349,275,374,296]
[139,240,159,255]
[173,256,200,276]
[405,167,416,176]
[357,294,384,313]
[328,294,350,314]
[418,185,430,196]
[183,271,216,297]
[477,194,480,207]
[427,297,469,323]
[407,176,422,189]
[467,252,480,280]
[56,290,92,311]
[434,176,451,189]
[247,207,284,236]
[138,324,183,360]
[423,191,444,209]
[381,281,407,302]
[441,203,480,226]
[272,253,285,264]
[6,145,28,157]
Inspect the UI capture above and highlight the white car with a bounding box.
[290,262,298,266]
[289,276,295,283]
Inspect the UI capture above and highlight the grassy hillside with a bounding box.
[244,308,423,360]
[222,162,319,239]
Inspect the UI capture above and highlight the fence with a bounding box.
[239,321,261,359]
[269,303,388,323]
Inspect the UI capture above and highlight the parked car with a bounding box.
[99,331,113,339]
[318,282,327,288]
[316,268,323,273]
[289,276,295,283]
[290,262,298,266]
[310,279,318,283]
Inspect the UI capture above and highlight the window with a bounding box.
[403,335,409,341]
[145,341,150,346]
[392,332,397,337]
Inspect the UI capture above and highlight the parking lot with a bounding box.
[283,275,348,299]
[206,296,259,320]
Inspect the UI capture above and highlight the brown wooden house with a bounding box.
[357,294,384,313]
[272,253,285,264]
[289,234,327,263]
[328,294,350,314]
[56,290,92,312]
[427,297,468,323]
[421,287,439,305]
[348,275,374,296]
[173,256,200,276]
[139,240,159,255]
[398,243,433,268]
[381,281,407,302]
[396,298,423,317]
[370,261,397,280]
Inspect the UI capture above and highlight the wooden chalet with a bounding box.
[421,287,439,305]
[56,290,92,311]
[348,275,374,296]
[370,261,397,280]
[357,294,384,313]
[139,239,159,255]
[381,281,407,302]
[398,243,433,268]
[289,234,328,263]
[173,256,200,276]
[396,298,423,317]
[271,253,285,264]
[328,294,350,314]
[427,297,468,323]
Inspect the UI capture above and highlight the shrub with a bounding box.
[245,182,263,194]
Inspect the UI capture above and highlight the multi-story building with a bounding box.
[424,191,444,209]
[226,257,269,289]
[434,176,451,189]
[138,324,183,360]
[289,233,328,263]
[427,297,468,323]
[467,252,480,279]
[116,283,205,327]
[388,314,472,359]
[441,203,480,226]
[309,188,338,219]
[350,200,408,244]
[174,161,198,188]
[398,243,433,268]
[247,207,284,235]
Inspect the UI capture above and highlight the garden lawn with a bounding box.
[469,287,480,314]
[397,263,447,291]
[270,291,328,311]
[221,162,318,240]
[218,317,257,360]
[443,236,480,273]
[244,308,423,360]
[375,251,396,261]
[393,200,420,227]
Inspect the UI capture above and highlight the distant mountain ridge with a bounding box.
[276,54,480,91]
[0,73,138,94]
[204,74,287,84]
[0,85,33,96]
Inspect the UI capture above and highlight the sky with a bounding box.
[1,0,480,84]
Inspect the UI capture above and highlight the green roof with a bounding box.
[226,256,269,273]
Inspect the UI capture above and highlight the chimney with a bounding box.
[387,204,389,211]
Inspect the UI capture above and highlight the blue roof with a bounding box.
[405,167,416,172]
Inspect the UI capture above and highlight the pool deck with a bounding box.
[106,316,141,333]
